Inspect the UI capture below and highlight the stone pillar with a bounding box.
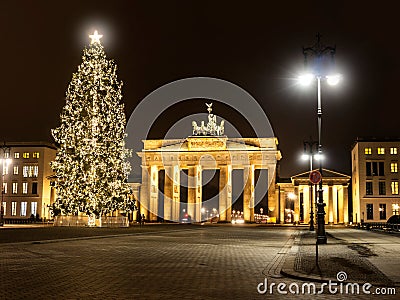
[243,165,255,222]
[164,166,173,221]
[343,185,349,224]
[172,165,180,222]
[219,165,232,222]
[303,186,310,224]
[328,185,334,224]
[338,186,344,224]
[149,165,159,222]
[140,166,150,220]
[267,166,277,218]
[293,186,300,223]
[195,166,202,222]
[279,189,285,224]
[188,165,202,222]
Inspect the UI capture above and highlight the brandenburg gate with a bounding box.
[137,103,281,222]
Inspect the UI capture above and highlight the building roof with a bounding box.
[2,141,57,150]
[291,168,350,180]
[351,137,400,150]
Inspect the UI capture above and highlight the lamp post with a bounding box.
[1,143,12,226]
[302,139,319,231]
[299,34,341,244]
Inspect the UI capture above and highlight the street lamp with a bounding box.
[1,143,12,226]
[299,33,341,244]
[302,139,319,231]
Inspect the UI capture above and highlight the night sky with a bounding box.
[1,1,399,178]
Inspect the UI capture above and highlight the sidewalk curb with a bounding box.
[280,231,400,287]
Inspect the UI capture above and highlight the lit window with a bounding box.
[391,162,398,173]
[4,152,9,159]
[23,166,28,177]
[14,152,20,159]
[11,201,17,216]
[390,148,398,155]
[32,182,38,194]
[378,148,385,154]
[12,182,18,194]
[23,152,29,159]
[22,182,28,194]
[2,166,8,175]
[2,182,7,194]
[31,202,37,216]
[391,181,399,195]
[20,202,27,216]
[13,166,18,175]
[33,152,40,158]
[365,148,372,155]
[33,165,38,177]
[2,202,6,216]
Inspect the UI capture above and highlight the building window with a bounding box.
[32,182,38,194]
[366,204,373,220]
[22,182,28,194]
[2,165,8,175]
[378,162,384,175]
[31,202,37,216]
[378,148,385,155]
[365,148,372,155]
[14,152,20,159]
[23,152,29,159]
[2,182,7,194]
[391,181,399,195]
[391,162,398,173]
[12,182,18,194]
[390,147,398,155]
[379,204,386,220]
[11,201,17,216]
[33,152,40,158]
[379,181,386,195]
[4,152,9,159]
[23,165,38,177]
[2,202,6,216]
[366,182,373,195]
[20,202,27,217]
[366,161,384,176]
[33,165,38,177]
[13,166,18,175]
[23,166,28,177]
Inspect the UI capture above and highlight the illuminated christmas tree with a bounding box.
[51,31,134,218]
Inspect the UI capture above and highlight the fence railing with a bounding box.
[54,215,129,227]
[358,222,400,231]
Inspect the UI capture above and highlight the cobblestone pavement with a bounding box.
[0,225,398,299]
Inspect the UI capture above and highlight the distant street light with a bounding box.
[299,33,342,244]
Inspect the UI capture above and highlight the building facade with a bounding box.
[277,169,350,225]
[137,136,281,223]
[1,142,56,222]
[352,138,400,223]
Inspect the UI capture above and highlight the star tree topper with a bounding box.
[89,30,103,44]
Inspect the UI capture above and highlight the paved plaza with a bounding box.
[0,225,399,299]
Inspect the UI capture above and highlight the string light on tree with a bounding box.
[51,31,136,218]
